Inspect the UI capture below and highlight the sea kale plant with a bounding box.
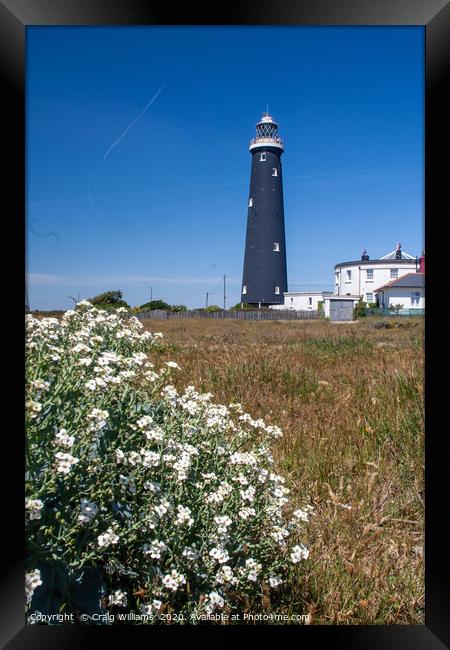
[26,302,312,624]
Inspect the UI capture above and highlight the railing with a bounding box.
[134,309,321,321]
[363,308,425,317]
[249,136,284,148]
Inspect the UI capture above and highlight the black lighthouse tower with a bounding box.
[241,113,288,306]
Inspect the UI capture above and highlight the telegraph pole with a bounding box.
[150,286,153,302]
[206,292,209,308]
[223,275,226,311]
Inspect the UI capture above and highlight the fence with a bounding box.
[363,308,425,317]
[134,309,322,321]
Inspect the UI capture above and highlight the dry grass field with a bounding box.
[143,316,424,625]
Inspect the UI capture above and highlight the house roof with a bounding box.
[284,291,333,297]
[380,248,416,260]
[334,258,416,270]
[376,273,425,292]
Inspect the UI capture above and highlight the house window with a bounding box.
[308,297,312,306]
[248,198,253,207]
[290,297,293,303]
[275,286,280,295]
[273,242,280,252]
[366,292,373,302]
[242,285,247,295]
[390,268,398,278]
[366,269,373,280]
[272,168,278,177]
[346,270,352,281]
[260,153,266,161]
[411,291,420,305]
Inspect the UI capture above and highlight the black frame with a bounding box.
[3,0,449,647]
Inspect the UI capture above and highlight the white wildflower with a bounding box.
[175,505,194,527]
[98,527,119,548]
[25,498,44,520]
[55,429,75,448]
[209,547,230,564]
[290,544,310,563]
[25,569,42,605]
[55,452,79,474]
[107,589,127,607]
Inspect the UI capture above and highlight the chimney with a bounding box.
[419,251,425,273]
[361,248,369,261]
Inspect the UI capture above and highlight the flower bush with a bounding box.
[25,302,312,624]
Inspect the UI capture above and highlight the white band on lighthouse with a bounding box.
[249,138,284,151]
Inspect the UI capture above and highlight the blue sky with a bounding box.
[27,26,424,310]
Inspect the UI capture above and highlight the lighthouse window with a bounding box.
[248,198,253,207]
[273,242,280,252]
[390,268,398,278]
[260,153,266,161]
[275,286,280,295]
[346,270,352,281]
[308,297,312,306]
[242,285,247,295]
[272,168,278,177]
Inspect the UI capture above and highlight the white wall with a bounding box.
[284,294,324,311]
[378,287,425,309]
[270,292,331,311]
[334,262,416,302]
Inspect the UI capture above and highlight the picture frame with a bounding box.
[3,0,449,646]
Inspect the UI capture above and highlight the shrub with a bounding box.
[230,303,254,311]
[89,290,130,311]
[25,302,311,624]
[139,300,171,312]
[205,305,221,313]
[389,303,404,316]
[353,299,367,319]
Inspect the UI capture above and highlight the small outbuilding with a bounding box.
[323,295,359,321]
[270,290,332,311]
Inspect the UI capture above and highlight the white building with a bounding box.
[376,273,425,309]
[334,244,419,304]
[270,291,332,311]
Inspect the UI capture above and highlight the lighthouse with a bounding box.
[241,113,288,306]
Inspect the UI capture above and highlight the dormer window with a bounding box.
[272,168,278,177]
[273,242,280,252]
[248,198,253,207]
[260,153,266,161]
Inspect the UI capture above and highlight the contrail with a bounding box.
[87,83,167,217]
[29,219,60,242]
